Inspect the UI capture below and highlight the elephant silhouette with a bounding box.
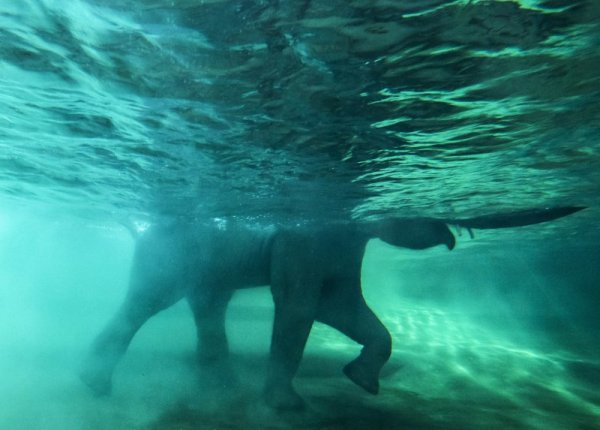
[80,207,583,410]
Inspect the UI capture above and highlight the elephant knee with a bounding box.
[380,330,392,360]
[371,325,392,362]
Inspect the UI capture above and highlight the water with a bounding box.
[1,0,599,428]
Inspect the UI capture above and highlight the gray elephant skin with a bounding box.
[80,207,583,410]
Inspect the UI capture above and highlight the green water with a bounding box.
[1,0,600,428]
[1,212,598,429]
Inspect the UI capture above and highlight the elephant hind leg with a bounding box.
[316,282,392,394]
[186,287,233,364]
[80,278,184,396]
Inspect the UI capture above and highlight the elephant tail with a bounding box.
[118,218,151,239]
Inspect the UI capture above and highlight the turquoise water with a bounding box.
[1,1,599,429]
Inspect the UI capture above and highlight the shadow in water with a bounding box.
[146,331,600,430]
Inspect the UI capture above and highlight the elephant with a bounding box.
[80,206,583,410]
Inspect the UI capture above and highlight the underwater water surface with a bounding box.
[1,0,600,429]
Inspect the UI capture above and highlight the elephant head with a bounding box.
[370,218,456,250]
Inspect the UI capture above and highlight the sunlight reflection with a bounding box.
[310,304,600,425]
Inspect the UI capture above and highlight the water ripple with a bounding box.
[1,0,599,228]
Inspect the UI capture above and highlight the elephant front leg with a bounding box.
[264,268,321,410]
[316,280,392,395]
[264,302,316,410]
[340,305,392,395]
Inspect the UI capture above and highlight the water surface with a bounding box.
[1,1,599,429]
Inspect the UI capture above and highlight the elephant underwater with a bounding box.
[80,206,584,410]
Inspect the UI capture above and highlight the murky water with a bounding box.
[1,1,599,429]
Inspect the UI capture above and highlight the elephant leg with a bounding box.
[316,279,392,395]
[80,275,184,396]
[265,246,321,410]
[186,286,233,364]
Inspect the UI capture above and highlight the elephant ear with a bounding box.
[446,206,585,230]
[375,218,456,250]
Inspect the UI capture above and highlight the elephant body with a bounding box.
[80,207,582,409]
[80,217,455,409]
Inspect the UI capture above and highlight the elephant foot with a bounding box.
[263,382,305,411]
[79,357,112,397]
[343,360,380,395]
[79,364,112,397]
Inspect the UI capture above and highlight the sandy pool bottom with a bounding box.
[1,299,599,430]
